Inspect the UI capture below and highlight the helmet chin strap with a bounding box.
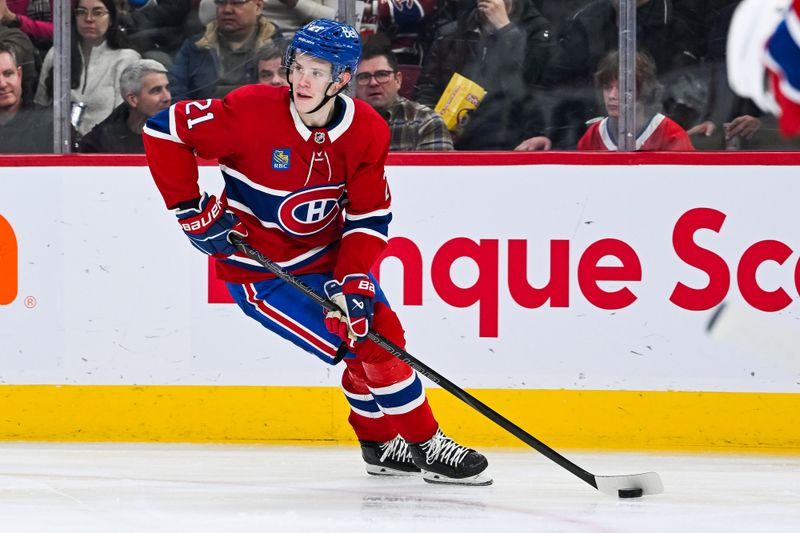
[308,82,337,114]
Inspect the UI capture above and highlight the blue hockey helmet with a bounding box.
[286,19,362,82]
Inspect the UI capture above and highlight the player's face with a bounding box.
[0,52,22,113]
[258,57,288,87]
[75,0,110,44]
[128,73,171,118]
[355,56,401,112]
[289,54,343,114]
[603,79,620,118]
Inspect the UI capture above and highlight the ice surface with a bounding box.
[0,443,797,532]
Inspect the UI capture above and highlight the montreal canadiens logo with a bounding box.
[277,184,345,237]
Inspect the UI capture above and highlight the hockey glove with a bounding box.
[324,275,375,345]
[175,192,243,257]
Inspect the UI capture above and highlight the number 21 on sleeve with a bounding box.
[186,99,215,130]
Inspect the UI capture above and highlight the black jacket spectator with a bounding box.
[79,102,142,153]
[545,0,704,86]
[415,0,551,150]
[118,0,192,56]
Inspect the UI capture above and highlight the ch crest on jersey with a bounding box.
[277,183,345,236]
[272,149,291,170]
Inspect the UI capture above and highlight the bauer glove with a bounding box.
[175,192,244,257]
[324,275,375,345]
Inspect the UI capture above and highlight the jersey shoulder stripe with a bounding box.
[143,104,184,144]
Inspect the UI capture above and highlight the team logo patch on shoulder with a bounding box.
[272,149,291,170]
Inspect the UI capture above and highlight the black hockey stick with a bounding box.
[229,234,663,498]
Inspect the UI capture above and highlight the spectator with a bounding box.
[0,42,51,152]
[686,1,764,149]
[762,0,800,138]
[368,0,438,65]
[255,40,287,86]
[355,47,452,151]
[415,0,551,150]
[117,0,192,59]
[169,0,282,100]
[199,0,335,38]
[79,58,170,153]
[0,0,53,53]
[577,50,694,150]
[543,0,705,147]
[34,0,140,137]
[546,0,703,86]
[0,21,37,102]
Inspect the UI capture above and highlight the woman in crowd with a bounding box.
[34,0,140,137]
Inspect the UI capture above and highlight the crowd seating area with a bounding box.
[1,0,797,153]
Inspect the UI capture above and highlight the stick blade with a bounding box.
[595,472,664,497]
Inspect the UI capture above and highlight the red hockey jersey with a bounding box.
[577,113,694,151]
[143,84,392,284]
[766,0,800,137]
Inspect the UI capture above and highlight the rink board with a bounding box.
[0,385,798,452]
[1,153,799,450]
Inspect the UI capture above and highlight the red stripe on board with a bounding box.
[2,152,800,167]
[243,283,337,357]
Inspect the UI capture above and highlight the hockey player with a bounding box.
[577,50,694,151]
[727,0,800,137]
[765,0,800,136]
[142,18,491,486]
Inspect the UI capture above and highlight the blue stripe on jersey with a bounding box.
[769,20,800,91]
[370,374,423,410]
[146,107,172,136]
[346,395,382,414]
[222,169,285,224]
[343,212,392,239]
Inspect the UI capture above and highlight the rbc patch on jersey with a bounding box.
[272,149,291,170]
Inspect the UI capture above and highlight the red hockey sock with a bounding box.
[341,358,399,443]
[353,304,439,443]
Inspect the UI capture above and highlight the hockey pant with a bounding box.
[227,273,438,444]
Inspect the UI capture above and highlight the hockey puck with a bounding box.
[618,488,643,498]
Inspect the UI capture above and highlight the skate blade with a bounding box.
[421,470,493,486]
[365,464,420,477]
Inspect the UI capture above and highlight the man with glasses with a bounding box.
[355,48,452,151]
[168,0,282,100]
